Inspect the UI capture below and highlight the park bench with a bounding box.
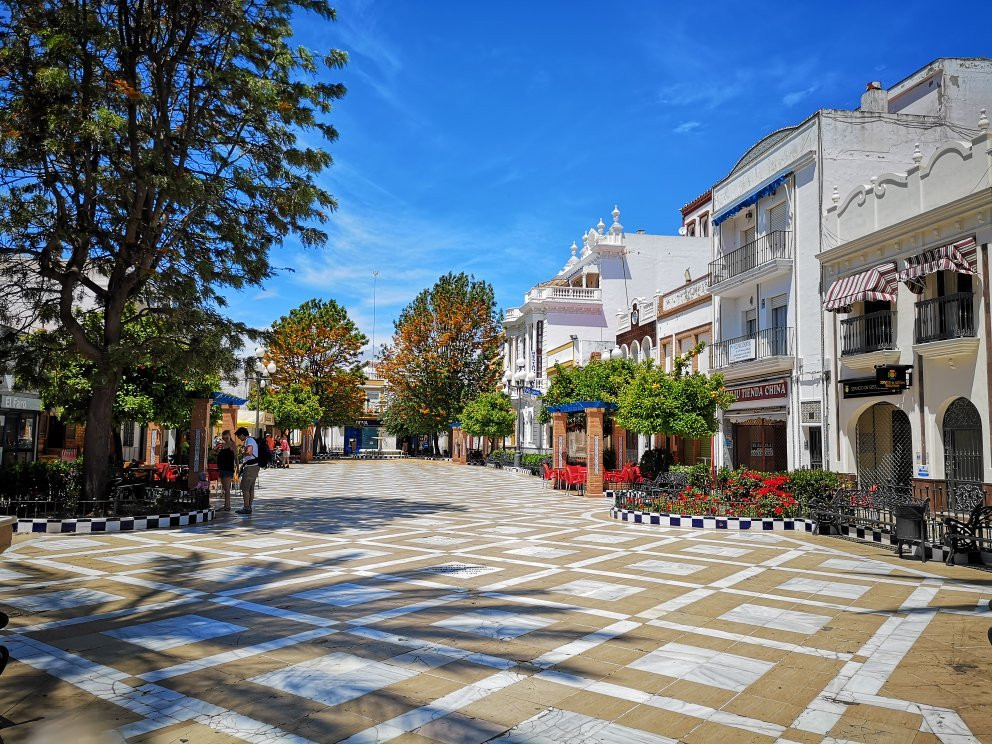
[942,484,992,566]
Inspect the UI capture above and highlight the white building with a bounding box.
[504,206,709,453]
[820,119,992,502]
[708,57,992,473]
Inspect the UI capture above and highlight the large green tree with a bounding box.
[0,0,346,498]
[266,298,366,443]
[539,357,637,423]
[615,344,735,438]
[460,391,515,452]
[266,383,322,433]
[377,273,503,454]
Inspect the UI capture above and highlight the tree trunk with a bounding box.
[83,382,120,502]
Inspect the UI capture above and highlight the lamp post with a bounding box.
[512,357,526,469]
[251,347,277,438]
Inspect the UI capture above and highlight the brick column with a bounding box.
[188,397,211,489]
[301,425,314,463]
[614,426,626,469]
[552,412,567,471]
[220,404,239,434]
[585,407,605,498]
[145,423,161,463]
[451,426,465,464]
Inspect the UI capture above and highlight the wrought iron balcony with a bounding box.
[711,327,794,369]
[914,292,975,344]
[841,309,896,356]
[708,230,793,287]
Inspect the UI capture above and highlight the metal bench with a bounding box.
[942,484,992,566]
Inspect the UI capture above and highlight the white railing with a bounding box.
[524,286,602,303]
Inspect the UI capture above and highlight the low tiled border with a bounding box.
[610,507,814,532]
[13,508,215,534]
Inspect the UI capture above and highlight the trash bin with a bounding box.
[893,503,928,563]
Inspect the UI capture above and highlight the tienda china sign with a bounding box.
[728,379,788,403]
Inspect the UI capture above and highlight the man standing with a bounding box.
[235,427,259,515]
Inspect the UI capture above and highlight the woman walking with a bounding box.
[216,430,237,512]
[280,433,291,468]
[235,427,259,515]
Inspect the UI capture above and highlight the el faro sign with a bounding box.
[729,379,788,403]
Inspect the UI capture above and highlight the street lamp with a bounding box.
[251,347,277,438]
[512,357,526,469]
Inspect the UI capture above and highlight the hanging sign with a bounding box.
[875,365,911,390]
[842,373,912,399]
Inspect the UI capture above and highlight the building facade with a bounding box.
[504,206,709,454]
[821,121,992,499]
[708,58,992,473]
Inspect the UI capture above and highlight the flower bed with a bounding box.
[616,470,800,519]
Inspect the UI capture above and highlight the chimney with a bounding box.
[861,81,888,113]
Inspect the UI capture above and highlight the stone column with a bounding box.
[552,412,567,472]
[586,407,605,498]
[220,404,239,434]
[145,423,161,464]
[614,426,626,469]
[188,397,211,490]
[301,425,314,463]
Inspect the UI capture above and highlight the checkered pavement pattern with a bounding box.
[1,460,990,743]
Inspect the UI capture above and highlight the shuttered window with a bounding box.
[768,201,788,232]
[741,226,755,247]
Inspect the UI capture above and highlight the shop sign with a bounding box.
[875,364,911,390]
[841,375,910,399]
[1,394,42,411]
[662,279,708,312]
[728,379,788,403]
[727,337,756,363]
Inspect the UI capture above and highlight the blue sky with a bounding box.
[225,0,991,361]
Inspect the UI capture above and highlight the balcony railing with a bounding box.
[914,292,975,344]
[523,286,602,303]
[711,327,794,368]
[708,230,793,286]
[841,310,896,356]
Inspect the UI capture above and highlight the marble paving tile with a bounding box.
[103,613,247,651]
[97,551,183,565]
[0,568,27,581]
[819,558,893,575]
[482,526,539,535]
[292,581,400,607]
[492,707,676,743]
[28,538,108,551]
[194,564,279,583]
[572,533,637,544]
[725,532,786,543]
[551,579,644,602]
[503,545,576,559]
[432,608,554,640]
[1,587,124,612]
[778,577,870,600]
[628,559,705,576]
[411,535,474,546]
[719,603,831,635]
[311,547,391,561]
[683,544,751,558]
[419,562,503,578]
[231,537,297,549]
[629,642,774,692]
[249,651,417,707]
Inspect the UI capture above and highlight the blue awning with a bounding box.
[545,401,618,413]
[712,174,789,227]
[210,392,248,406]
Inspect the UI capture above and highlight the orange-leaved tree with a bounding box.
[378,273,503,454]
[267,299,367,449]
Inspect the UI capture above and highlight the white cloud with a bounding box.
[673,120,701,134]
[782,84,819,107]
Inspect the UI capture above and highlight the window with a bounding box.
[744,308,757,336]
[768,201,788,233]
[741,226,756,247]
[699,216,708,237]
[686,222,696,236]
[122,421,135,448]
[770,294,788,327]
[661,343,670,371]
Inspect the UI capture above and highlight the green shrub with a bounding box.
[671,463,712,490]
[0,459,84,517]
[787,468,840,511]
[521,453,551,468]
[638,448,673,480]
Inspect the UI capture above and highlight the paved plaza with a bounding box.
[1,461,991,743]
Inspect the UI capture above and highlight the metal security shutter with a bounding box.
[768,201,788,232]
[770,294,788,309]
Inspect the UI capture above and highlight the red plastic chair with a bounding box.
[153,462,179,483]
[541,463,562,489]
[562,465,587,493]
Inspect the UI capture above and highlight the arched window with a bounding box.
[641,337,653,362]
[942,398,983,506]
[631,342,640,362]
[856,402,912,488]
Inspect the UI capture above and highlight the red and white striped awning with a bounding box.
[823,262,898,312]
[897,237,977,294]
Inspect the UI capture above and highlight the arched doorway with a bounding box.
[856,403,912,488]
[942,397,983,507]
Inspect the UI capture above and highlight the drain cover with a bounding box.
[419,562,501,577]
